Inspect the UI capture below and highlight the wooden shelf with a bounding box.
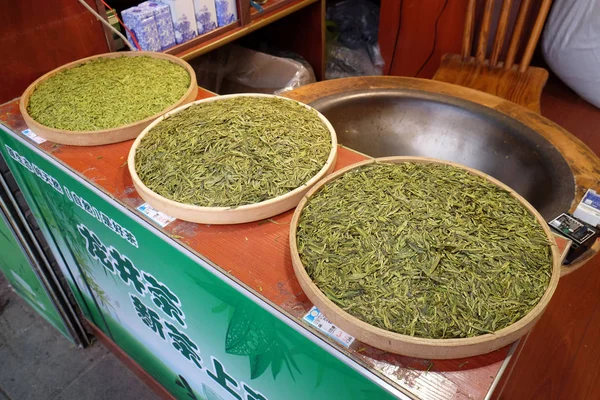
[163,22,239,59]
[164,0,319,61]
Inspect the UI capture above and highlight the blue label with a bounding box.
[582,189,600,211]
[303,307,355,348]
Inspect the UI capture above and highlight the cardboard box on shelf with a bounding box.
[121,6,161,51]
[193,0,218,34]
[139,2,177,50]
[157,0,198,44]
[214,0,238,27]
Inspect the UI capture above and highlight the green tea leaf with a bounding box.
[28,56,190,131]
[134,97,331,207]
[297,162,553,339]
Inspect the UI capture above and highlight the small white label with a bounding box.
[581,189,600,211]
[303,306,355,348]
[572,189,600,226]
[22,129,46,144]
[137,203,175,228]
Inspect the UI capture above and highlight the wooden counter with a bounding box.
[0,85,518,399]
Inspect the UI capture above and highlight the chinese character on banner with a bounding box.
[207,357,241,400]
[242,384,267,400]
[108,247,146,295]
[130,294,165,340]
[165,321,202,369]
[142,272,185,327]
[77,224,114,273]
[175,375,198,400]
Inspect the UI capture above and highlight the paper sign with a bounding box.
[137,203,175,228]
[22,129,46,144]
[573,189,600,226]
[304,306,355,348]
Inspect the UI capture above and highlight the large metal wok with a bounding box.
[310,89,575,220]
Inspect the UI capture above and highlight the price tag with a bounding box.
[303,306,355,348]
[21,129,46,144]
[581,189,600,210]
[137,203,175,228]
[573,189,600,226]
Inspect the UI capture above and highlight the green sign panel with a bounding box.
[0,126,407,400]
[0,205,71,339]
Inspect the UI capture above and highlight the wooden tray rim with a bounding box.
[19,51,198,145]
[289,156,561,358]
[128,93,338,224]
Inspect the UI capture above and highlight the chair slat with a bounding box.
[462,0,477,59]
[476,0,495,63]
[505,0,532,69]
[519,0,553,72]
[490,0,514,67]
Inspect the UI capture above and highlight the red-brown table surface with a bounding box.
[0,90,513,400]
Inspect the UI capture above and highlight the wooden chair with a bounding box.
[433,0,552,113]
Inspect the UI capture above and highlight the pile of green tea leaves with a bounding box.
[27,56,190,131]
[135,97,332,207]
[297,162,553,339]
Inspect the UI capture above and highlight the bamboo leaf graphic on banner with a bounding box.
[283,348,301,378]
[35,181,117,311]
[79,268,114,313]
[225,302,274,356]
[271,353,283,380]
[277,338,301,381]
[249,353,271,380]
[19,168,117,334]
[185,268,303,380]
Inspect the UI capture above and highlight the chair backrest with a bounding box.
[461,0,552,72]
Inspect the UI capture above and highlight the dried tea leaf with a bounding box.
[135,97,331,207]
[296,162,553,339]
[28,56,190,131]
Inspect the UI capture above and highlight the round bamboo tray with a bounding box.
[19,51,198,146]
[128,94,338,224]
[290,156,561,359]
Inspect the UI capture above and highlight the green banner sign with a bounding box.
[0,126,408,400]
[0,203,71,340]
